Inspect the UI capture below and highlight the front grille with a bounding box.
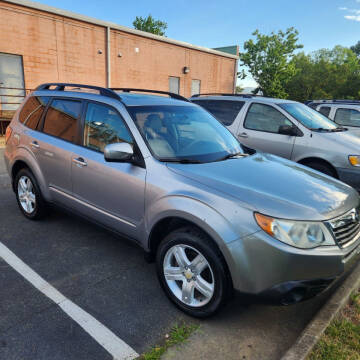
[327,208,360,248]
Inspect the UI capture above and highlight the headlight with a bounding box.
[349,155,360,167]
[254,213,335,249]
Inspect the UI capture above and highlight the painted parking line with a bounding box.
[0,242,139,360]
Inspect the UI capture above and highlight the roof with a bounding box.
[116,93,193,107]
[4,0,238,60]
[190,95,296,104]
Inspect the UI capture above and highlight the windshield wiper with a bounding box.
[160,158,203,164]
[215,152,248,162]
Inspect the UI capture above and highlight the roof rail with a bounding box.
[35,83,121,100]
[191,93,265,99]
[111,88,189,102]
[307,99,360,105]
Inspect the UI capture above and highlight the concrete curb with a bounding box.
[281,260,360,360]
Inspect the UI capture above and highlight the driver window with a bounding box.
[334,108,360,127]
[83,102,133,153]
[244,103,292,133]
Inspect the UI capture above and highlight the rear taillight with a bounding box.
[5,126,12,144]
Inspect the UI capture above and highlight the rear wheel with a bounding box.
[15,168,47,220]
[156,227,230,318]
[303,161,337,178]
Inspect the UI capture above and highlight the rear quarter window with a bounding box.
[19,96,50,129]
[192,100,244,126]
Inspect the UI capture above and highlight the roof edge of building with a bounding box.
[3,0,239,60]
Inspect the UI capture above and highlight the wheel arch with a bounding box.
[297,157,338,178]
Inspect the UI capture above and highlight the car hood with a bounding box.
[167,153,359,221]
[316,130,360,152]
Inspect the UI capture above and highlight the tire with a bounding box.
[156,226,230,318]
[304,161,337,178]
[14,168,47,220]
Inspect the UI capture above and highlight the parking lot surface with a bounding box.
[0,150,339,359]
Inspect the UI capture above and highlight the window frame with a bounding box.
[38,96,85,145]
[334,107,360,128]
[243,102,295,134]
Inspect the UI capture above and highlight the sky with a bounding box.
[34,0,360,88]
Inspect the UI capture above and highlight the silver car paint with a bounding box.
[193,96,360,190]
[4,90,360,295]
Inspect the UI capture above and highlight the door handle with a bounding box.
[238,132,249,139]
[72,157,87,167]
[30,141,40,148]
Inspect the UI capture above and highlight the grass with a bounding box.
[138,323,199,360]
[309,289,360,360]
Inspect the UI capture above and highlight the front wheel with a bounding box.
[156,227,230,318]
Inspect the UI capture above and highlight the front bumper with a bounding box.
[337,167,360,191]
[226,230,360,302]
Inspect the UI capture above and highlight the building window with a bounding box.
[191,79,201,96]
[169,76,180,94]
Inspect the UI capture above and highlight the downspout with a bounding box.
[233,45,239,94]
[106,26,111,88]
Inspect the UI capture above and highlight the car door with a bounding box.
[237,102,296,159]
[71,101,146,238]
[31,97,83,206]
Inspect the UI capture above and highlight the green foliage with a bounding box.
[235,85,244,94]
[133,15,167,36]
[284,46,360,102]
[239,27,303,98]
[139,323,199,360]
[351,41,360,57]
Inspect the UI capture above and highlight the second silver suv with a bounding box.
[191,94,360,190]
[4,84,360,317]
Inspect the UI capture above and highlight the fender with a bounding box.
[9,146,50,200]
[144,194,241,263]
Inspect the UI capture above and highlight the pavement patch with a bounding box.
[0,241,139,360]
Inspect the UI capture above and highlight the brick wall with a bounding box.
[0,1,236,97]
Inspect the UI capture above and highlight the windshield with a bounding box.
[127,105,243,162]
[279,103,339,131]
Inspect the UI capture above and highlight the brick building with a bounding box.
[0,0,238,96]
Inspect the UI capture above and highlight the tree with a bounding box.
[133,15,167,36]
[350,41,360,57]
[239,28,303,98]
[284,46,360,102]
[235,85,243,94]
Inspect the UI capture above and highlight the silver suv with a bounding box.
[191,94,360,190]
[4,83,360,317]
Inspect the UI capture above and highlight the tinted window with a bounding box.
[334,108,360,127]
[43,99,81,142]
[84,102,133,152]
[318,106,331,117]
[193,100,244,126]
[128,105,243,162]
[244,103,293,133]
[19,96,50,129]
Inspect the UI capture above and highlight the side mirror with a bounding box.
[104,143,134,162]
[278,125,302,137]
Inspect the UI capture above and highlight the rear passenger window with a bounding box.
[318,106,330,117]
[192,100,244,126]
[42,99,82,142]
[334,108,360,127]
[83,102,133,153]
[244,103,292,133]
[19,96,50,129]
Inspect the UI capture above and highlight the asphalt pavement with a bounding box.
[0,148,338,359]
